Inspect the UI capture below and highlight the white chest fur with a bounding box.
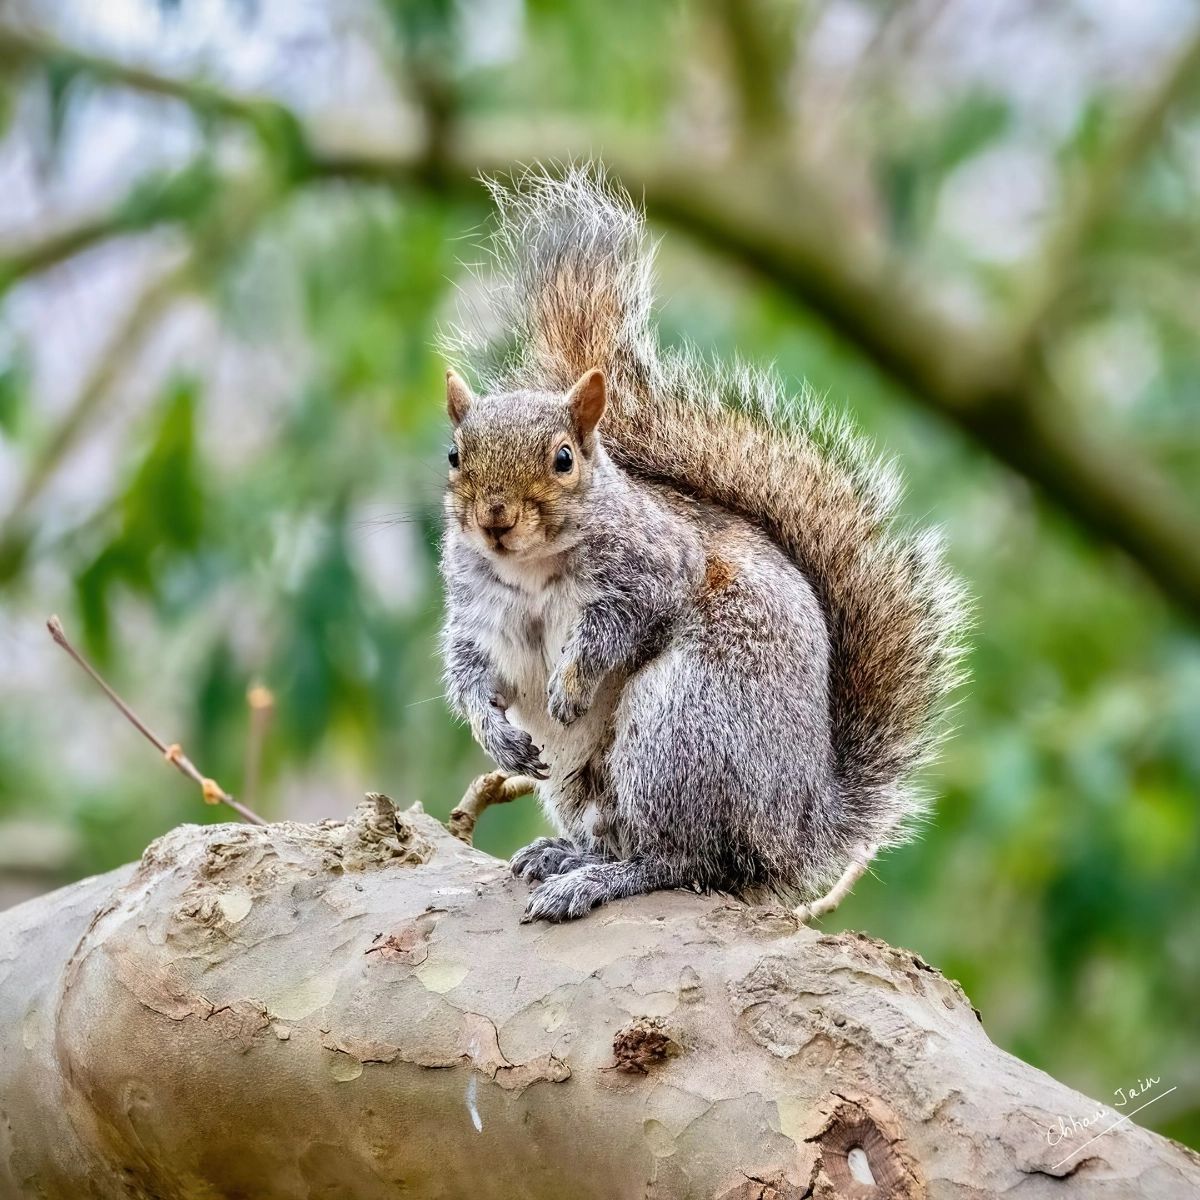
[468,550,614,794]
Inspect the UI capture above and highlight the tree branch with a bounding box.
[0,213,134,292]
[711,0,797,139]
[2,802,1197,1197]
[0,23,305,151]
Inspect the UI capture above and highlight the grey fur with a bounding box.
[439,166,970,922]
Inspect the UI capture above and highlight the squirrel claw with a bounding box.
[515,758,549,781]
[484,716,549,779]
[502,754,548,781]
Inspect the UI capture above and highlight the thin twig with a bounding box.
[795,841,877,925]
[46,615,266,826]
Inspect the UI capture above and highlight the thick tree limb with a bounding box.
[1,796,1198,1198]
[3,27,1200,618]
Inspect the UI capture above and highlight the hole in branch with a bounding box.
[848,1146,876,1186]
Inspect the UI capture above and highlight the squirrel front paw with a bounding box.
[482,712,549,779]
[547,660,593,726]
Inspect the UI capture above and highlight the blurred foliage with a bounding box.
[0,0,1198,1153]
[76,378,205,659]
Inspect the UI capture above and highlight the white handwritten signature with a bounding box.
[1047,1076,1176,1170]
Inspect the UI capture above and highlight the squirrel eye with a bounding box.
[448,446,460,469]
[554,445,573,473]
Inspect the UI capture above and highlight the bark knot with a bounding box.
[612,1016,681,1073]
[338,793,433,870]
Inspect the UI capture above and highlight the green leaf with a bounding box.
[41,56,86,159]
[116,159,223,232]
[120,378,204,550]
[0,354,27,437]
[274,508,373,752]
[73,377,206,659]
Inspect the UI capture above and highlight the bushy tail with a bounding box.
[442,165,970,856]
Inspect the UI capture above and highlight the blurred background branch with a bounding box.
[0,255,190,580]
[711,0,800,140]
[0,0,1198,1152]
[1021,30,1200,348]
[638,163,1200,616]
[2,18,1198,615]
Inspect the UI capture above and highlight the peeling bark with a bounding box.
[1,796,1198,1199]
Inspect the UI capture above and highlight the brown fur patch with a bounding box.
[704,555,739,594]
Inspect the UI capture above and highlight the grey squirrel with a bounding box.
[439,167,968,923]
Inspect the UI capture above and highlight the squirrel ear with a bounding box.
[566,369,607,438]
[446,370,473,426]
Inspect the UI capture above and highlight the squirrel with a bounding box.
[439,167,968,924]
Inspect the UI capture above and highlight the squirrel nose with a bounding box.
[479,500,516,533]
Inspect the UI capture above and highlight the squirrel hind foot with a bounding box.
[521,857,673,923]
[510,837,601,882]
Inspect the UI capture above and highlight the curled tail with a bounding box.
[443,165,970,860]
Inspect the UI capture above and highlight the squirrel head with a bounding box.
[443,368,608,560]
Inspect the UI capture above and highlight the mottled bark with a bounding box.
[1,795,1197,1199]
